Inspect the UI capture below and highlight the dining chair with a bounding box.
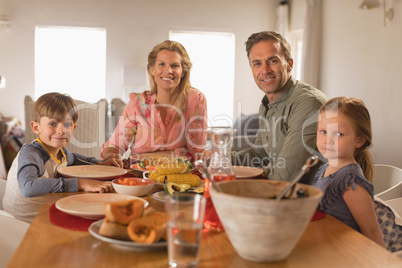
[0,214,30,268]
[373,164,402,200]
[109,98,127,139]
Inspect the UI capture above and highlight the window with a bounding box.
[287,29,304,80]
[35,26,106,102]
[170,30,235,127]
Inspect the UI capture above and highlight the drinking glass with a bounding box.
[165,193,206,268]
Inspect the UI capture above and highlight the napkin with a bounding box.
[311,210,325,221]
[49,203,97,231]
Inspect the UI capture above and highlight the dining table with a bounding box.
[7,187,402,268]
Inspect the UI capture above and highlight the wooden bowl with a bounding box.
[209,179,322,262]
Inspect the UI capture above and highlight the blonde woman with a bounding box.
[102,40,208,163]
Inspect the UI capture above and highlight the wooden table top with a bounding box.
[7,190,402,268]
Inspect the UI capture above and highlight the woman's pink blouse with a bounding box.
[101,88,208,159]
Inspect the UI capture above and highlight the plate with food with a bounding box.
[143,166,202,188]
[57,165,127,180]
[233,166,264,179]
[55,193,148,220]
[130,154,192,173]
[89,219,167,250]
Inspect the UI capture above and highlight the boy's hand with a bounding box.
[98,157,123,168]
[78,179,114,193]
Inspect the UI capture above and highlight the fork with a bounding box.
[77,158,97,165]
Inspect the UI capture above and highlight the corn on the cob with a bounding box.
[156,163,190,175]
[149,170,159,181]
[157,174,201,187]
[143,155,181,166]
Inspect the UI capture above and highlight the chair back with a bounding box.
[373,164,402,199]
[109,98,127,138]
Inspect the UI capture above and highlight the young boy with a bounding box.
[2,92,122,222]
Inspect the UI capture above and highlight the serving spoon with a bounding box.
[276,156,319,201]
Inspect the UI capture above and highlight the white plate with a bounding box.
[233,166,264,179]
[58,165,127,180]
[151,191,166,202]
[89,219,167,250]
[55,193,148,220]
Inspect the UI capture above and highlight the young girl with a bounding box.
[312,97,385,247]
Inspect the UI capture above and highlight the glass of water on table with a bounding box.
[165,193,206,268]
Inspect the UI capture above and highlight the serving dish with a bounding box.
[233,166,264,179]
[128,153,190,173]
[57,165,127,180]
[112,177,154,196]
[55,193,148,220]
[89,219,167,250]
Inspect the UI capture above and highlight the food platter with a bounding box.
[55,193,148,220]
[89,219,167,250]
[233,166,264,179]
[128,153,189,173]
[58,165,127,180]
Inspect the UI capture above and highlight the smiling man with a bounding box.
[232,31,328,184]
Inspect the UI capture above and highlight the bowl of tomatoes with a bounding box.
[112,177,155,197]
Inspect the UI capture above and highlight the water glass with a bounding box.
[165,193,206,268]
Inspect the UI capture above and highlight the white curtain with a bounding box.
[276,1,289,37]
[301,0,322,88]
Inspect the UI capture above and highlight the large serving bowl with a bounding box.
[112,177,154,197]
[209,179,322,263]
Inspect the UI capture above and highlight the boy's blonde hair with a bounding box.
[320,96,374,182]
[34,92,78,123]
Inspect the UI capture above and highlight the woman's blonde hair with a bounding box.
[34,92,78,123]
[320,97,374,181]
[147,40,192,114]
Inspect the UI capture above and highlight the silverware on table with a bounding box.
[276,156,319,201]
[77,158,97,165]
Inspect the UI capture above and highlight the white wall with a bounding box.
[321,0,402,168]
[0,0,273,126]
[1,0,401,168]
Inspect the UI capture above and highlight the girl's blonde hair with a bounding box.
[147,40,192,115]
[320,97,374,182]
[34,92,78,123]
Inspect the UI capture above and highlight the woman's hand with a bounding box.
[98,157,123,168]
[78,179,114,193]
[102,147,123,168]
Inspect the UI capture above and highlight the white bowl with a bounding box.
[112,177,154,196]
[210,179,322,263]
